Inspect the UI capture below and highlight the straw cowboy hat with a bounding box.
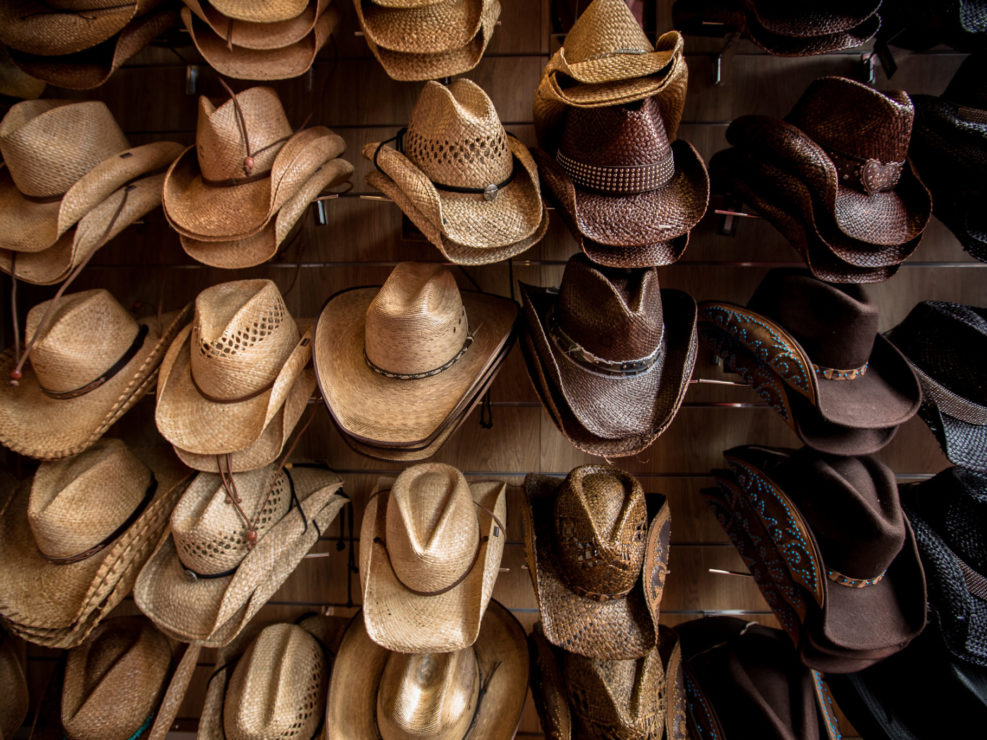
[0,290,190,461]
[209,0,310,23]
[742,1,880,56]
[523,465,672,660]
[0,43,45,99]
[198,615,349,740]
[62,616,173,740]
[0,631,28,740]
[182,6,339,80]
[521,254,697,458]
[888,301,987,472]
[327,602,529,739]
[535,94,709,267]
[0,441,191,647]
[364,79,547,262]
[0,99,182,254]
[314,262,518,449]
[699,269,921,456]
[134,463,348,647]
[677,616,845,740]
[162,86,346,242]
[184,0,332,49]
[155,280,314,456]
[359,463,506,653]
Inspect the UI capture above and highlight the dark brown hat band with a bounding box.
[826,147,904,196]
[548,307,664,377]
[364,332,474,380]
[556,148,675,194]
[39,323,149,400]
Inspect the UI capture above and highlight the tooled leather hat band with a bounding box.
[364,330,474,380]
[827,567,886,588]
[556,147,675,195]
[825,147,904,196]
[812,361,869,381]
[547,305,664,377]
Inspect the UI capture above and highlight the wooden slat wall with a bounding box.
[7,1,984,737]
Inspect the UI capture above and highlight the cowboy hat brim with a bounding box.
[0,0,157,56]
[580,233,689,269]
[358,480,506,653]
[355,0,487,54]
[313,286,517,447]
[744,11,880,55]
[744,0,881,37]
[209,0,308,23]
[924,404,987,472]
[327,602,528,739]
[546,29,682,85]
[184,0,328,50]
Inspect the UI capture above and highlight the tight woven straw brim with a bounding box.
[0,44,45,99]
[0,139,183,254]
[744,13,881,56]
[0,447,190,639]
[579,233,690,269]
[314,286,517,447]
[0,171,171,286]
[327,602,529,739]
[184,0,330,50]
[182,6,338,80]
[359,479,506,653]
[209,0,309,23]
[522,474,671,660]
[355,0,486,54]
[0,0,159,56]
[745,0,881,37]
[0,307,190,461]
[0,631,29,739]
[180,157,353,269]
[134,465,347,647]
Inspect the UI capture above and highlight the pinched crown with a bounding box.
[563,0,653,65]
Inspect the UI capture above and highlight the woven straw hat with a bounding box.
[184,0,330,50]
[182,6,338,80]
[162,86,345,241]
[0,631,28,740]
[743,8,880,56]
[521,255,698,458]
[0,43,45,99]
[0,441,190,644]
[743,0,881,37]
[365,79,546,252]
[523,466,671,660]
[355,0,487,53]
[359,463,506,652]
[535,95,709,263]
[370,0,446,7]
[0,290,190,461]
[62,616,173,740]
[327,602,528,739]
[0,99,182,254]
[209,0,309,23]
[179,157,354,269]
[0,0,161,56]
[155,279,313,456]
[314,262,518,448]
[0,171,174,286]
[134,463,347,646]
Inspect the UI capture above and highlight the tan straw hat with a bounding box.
[182,6,339,81]
[327,602,529,739]
[0,99,182,254]
[0,290,191,461]
[155,279,313,456]
[198,615,348,740]
[184,0,331,50]
[0,630,29,739]
[209,0,309,23]
[313,262,518,448]
[354,0,488,54]
[0,43,45,99]
[523,465,672,660]
[62,616,173,740]
[134,463,348,647]
[364,78,546,255]
[0,441,191,645]
[359,463,506,652]
[162,86,346,241]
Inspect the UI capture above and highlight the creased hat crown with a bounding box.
[403,79,513,190]
[385,463,481,594]
[562,0,653,67]
[189,279,299,401]
[554,465,648,600]
[25,288,141,395]
[376,650,479,739]
[364,263,470,376]
[28,439,151,560]
[0,100,128,198]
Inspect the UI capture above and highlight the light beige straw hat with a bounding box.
[327,602,528,739]
[162,86,345,241]
[0,630,29,740]
[209,0,309,23]
[134,463,348,647]
[0,99,182,254]
[0,290,191,461]
[184,0,331,50]
[313,262,518,448]
[369,0,447,8]
[359,463,506,653]
[198,615,349,740]
[155,280,313,456]
[0,171,173,286]
[179,156,354,269]
[182,6,339,81]
[364,78,546,255]
[62,616,173,740]
[0,441,191,645]
[354,0,487,54]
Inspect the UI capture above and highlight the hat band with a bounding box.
[958,556,987,602]
[556,148,675,194]
[548,306,664,377]
[39,323,148,400]
[827,567,886,588]
[189,369,277,404]
[813,360,868,381]
[826,147,904,196]
[364,332,473,380]
[42,474,157,565]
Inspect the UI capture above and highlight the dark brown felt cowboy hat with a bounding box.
[534,94,709,267]
[521,254,697,458]
[699,268,921,456]
[523,465,671,661]
[327,602,529,739]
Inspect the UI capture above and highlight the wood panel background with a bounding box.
[4,0,984,737]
